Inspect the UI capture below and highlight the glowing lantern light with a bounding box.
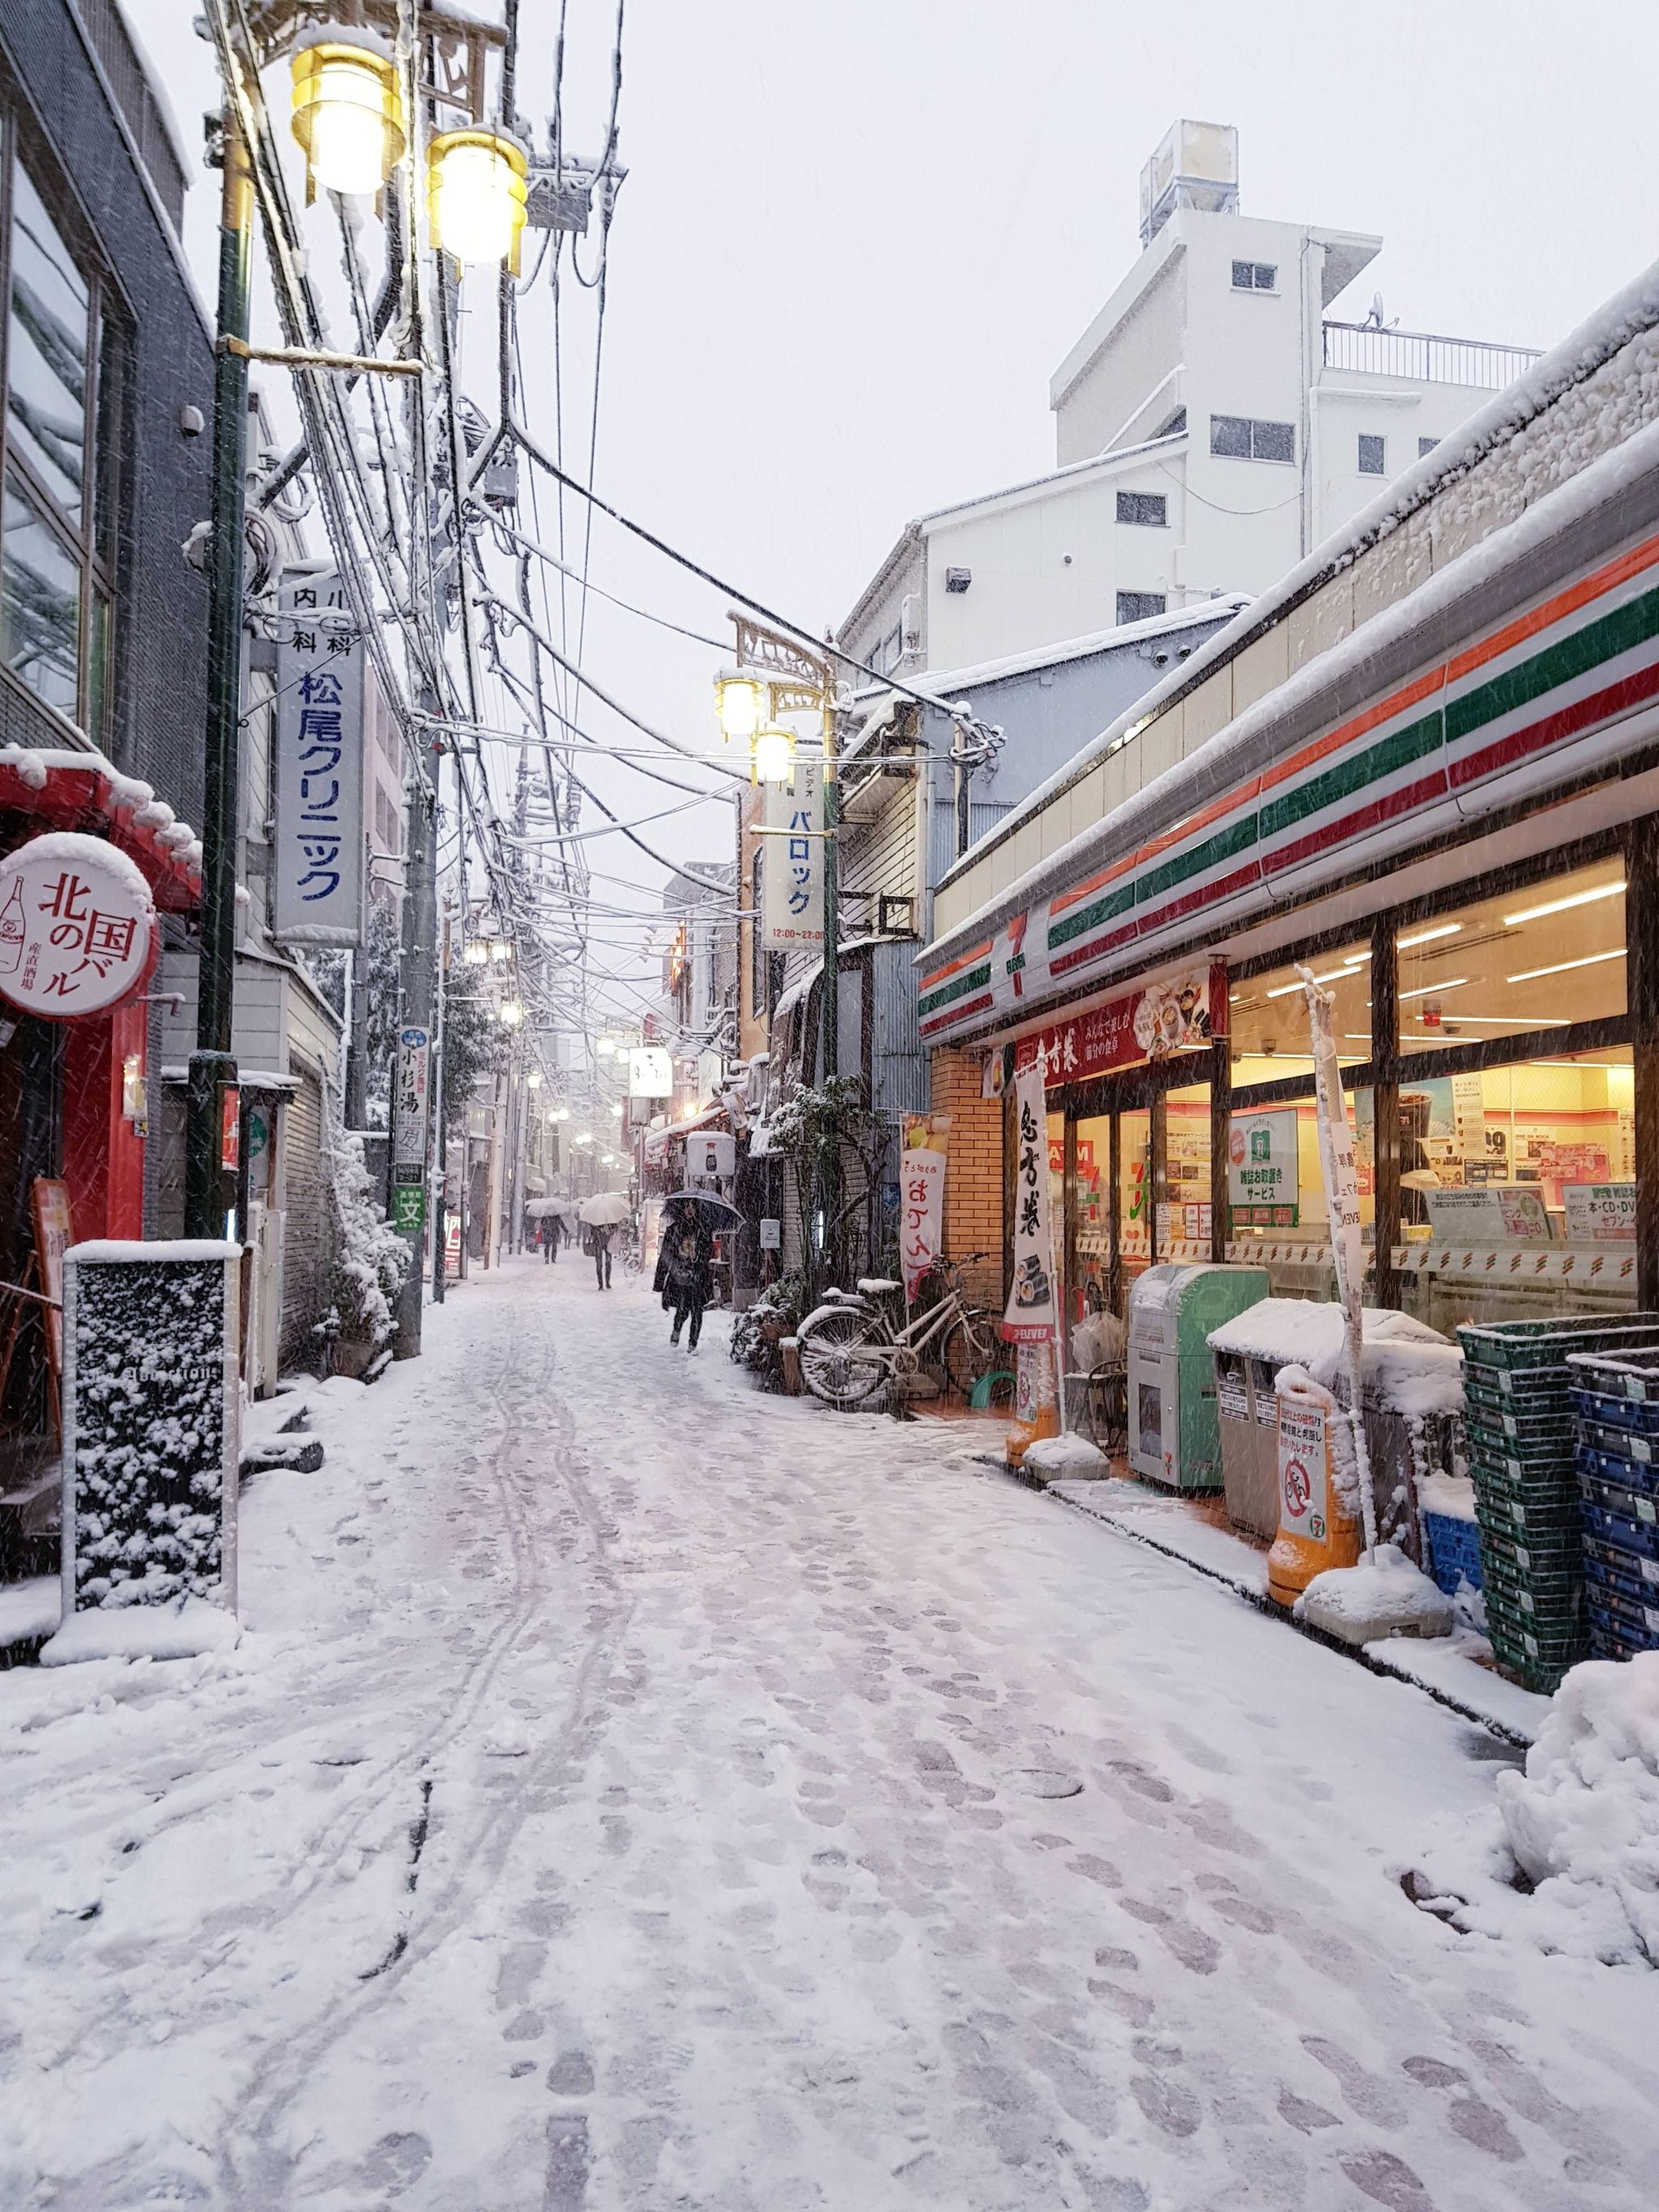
[428,130,529,271]
[290,38,405,199]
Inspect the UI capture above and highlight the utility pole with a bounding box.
[186,105,252,1239]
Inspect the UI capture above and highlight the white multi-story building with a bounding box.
[839,121,1541,680]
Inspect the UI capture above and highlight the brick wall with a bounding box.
[931,1046,1004,1313]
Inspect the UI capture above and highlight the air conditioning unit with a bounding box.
[901,592,921,652]
[945,567,971,595]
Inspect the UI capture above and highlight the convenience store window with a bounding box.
[1161,1080,1211,1255]
[1230,1090,1376,1241]
[1396,1048,1633,1234]
[1395,859,1625,1052]
[1228,938,1372,1080]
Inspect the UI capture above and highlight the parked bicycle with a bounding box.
[795,1255,1008,1411]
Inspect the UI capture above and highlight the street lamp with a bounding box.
[488,938,512,963]
[527,1069,542,1089]
[715,672,765,745]
[499,999,523,1028]
[428,130,529,273]
[463,939,488,966]
[753,725,795,785]
[290,34,405,200]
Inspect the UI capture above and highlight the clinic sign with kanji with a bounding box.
[761,755,824,950]
[274,569,366,945]
[0,833,157,1020]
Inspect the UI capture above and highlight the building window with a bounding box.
[1231,260,1277,292]
[1358,433,1387,476]
[1116,491,1167,527]
[0,154,119,735]
[1418,436,1439,459]
[1116,590,1166,625]
[1210,414,1294,463]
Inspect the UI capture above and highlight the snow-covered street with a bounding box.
[3,1260,1658,2212]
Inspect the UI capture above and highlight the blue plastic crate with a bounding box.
[1586,1596,1659,1656]
[1569,1387,1659,1438]
[1422,1511,1482,1596]
[1567,1346,1659,1419]
[1575,1412,1657,1463]
[1585,1550,1659,1609]
[1581,1500,1659,1562]
[1576,1445,1659,1501]
[1585,1532,1659,1595]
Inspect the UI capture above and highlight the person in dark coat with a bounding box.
[590,1219,615,1289]
[540,1213,561,1264]
[654,1204,714,1349]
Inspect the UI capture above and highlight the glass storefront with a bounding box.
[1030,840,1643,1335]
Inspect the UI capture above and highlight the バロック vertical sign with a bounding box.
[761,755,824,950]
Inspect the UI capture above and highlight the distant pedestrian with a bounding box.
[590,1220,614,1290]
[654,1205,713,1350]
[540,1213,561,1265]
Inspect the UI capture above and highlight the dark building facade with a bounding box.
[0,0,213,1570]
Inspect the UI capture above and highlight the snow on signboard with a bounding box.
[0,832,156,1020]
[61,1242,241,1617]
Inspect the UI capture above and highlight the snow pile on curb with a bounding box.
[1295,1544,1453,1643]
[1023,1432,1109,1483]
[1495,1655,1659,1965]
[40,1597,241,1668]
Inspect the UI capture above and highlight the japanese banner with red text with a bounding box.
[900,1117,949,1301]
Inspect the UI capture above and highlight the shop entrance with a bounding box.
[1051,1056,1222,1332]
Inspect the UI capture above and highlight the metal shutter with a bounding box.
[279,1069,329,1373]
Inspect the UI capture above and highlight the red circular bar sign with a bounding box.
[0,831,159,1020]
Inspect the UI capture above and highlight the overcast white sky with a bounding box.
[127,0,1659,933]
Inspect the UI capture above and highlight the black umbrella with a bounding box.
[663,1189,744,1230]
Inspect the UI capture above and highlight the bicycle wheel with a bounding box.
[941,1317,1013,1409]
[797,1310,888,1409]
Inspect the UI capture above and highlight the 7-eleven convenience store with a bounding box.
[917,269,1659,1344]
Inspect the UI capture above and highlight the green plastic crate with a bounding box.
[1458,1315,1659,1375]
[1465,1370,1570,1417]
[1477,1520,1581,1578]
[1482,1554,1582,1622]
[1474,1491,1581,1549]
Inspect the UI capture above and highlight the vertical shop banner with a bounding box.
[393,1025,430,1234]
[900,1117,950,1302]
[1303,969,1377,1554]
[275,571,365,946]
[761,756,824,950]
[1002,1064,1058,1344]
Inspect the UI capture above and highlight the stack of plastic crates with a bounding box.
[1567,1344,1659,1661]
[1457,1317,1659,1692]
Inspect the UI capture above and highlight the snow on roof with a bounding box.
[932,254,1659,918]
[886,597,1252,704]
[927,372,1659,975]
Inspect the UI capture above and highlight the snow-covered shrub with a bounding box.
[318,1120,410,1362]
[1495,1653,1659,1965]
[731,1271,804,1392]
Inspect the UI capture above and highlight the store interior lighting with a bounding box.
[1506,948,1627,983]
[1502,880,1625,927]
[1397,923,1462,948]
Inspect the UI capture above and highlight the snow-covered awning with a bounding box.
[642,1106,726,1164]
[0,745,203,911]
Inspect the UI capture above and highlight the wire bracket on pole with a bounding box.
[217,335,423,378]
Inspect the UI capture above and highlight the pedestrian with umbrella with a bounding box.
[580,1191,631,1292]
[653,1190,742,1352]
